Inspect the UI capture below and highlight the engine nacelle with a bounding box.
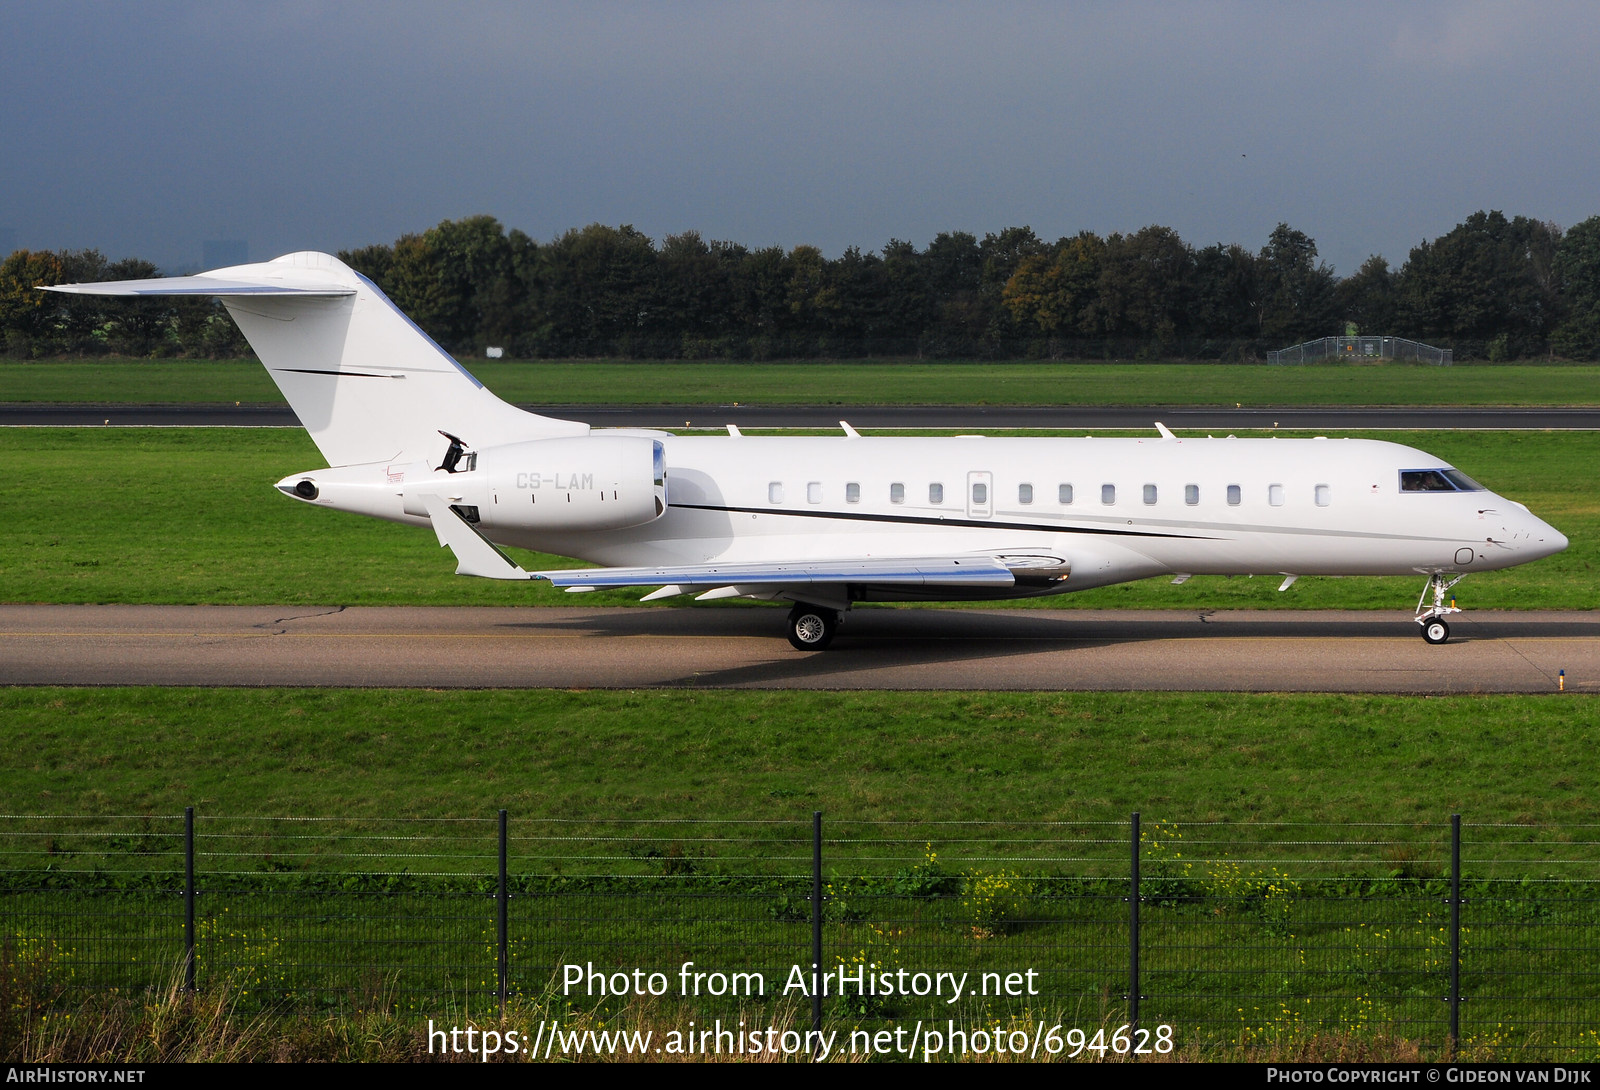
[408,435,666,533]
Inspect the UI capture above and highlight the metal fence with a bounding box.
[1268,336,1453,365]
[4,811,1599,1059]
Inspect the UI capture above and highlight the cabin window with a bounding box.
[972,482,987,505]
[845,482,861,504]
[1227,484,1241,506]
[1269,484,1285,506]
[1143,484,1157,505]
[807,482,822,504]
[929,483,944,504]
[1101,484,1116,505]
[890,483,905,504]
[1058,483,1073,504]
[768,482,784,504]
[1185,484,1199,505]
[1315,484,1331,507]
[1019,483,1033,504]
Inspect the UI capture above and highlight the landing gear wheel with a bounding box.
[786,605,838,651]
[1415,573,1465,647]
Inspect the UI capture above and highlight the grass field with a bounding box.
[0,427,1589,609]
[4,687,1593,823]
[4,357,1600,406]
[3,387,1595,1059]
[4,686,1597,1061]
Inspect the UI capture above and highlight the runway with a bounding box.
[4,403,1599,430]
[1,605,1592,693]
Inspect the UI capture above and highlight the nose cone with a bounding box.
[1544,524,1569,556]
[1528,516,1568,561]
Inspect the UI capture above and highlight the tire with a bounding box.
[786,605,838,651]
[1421,617,1450,645]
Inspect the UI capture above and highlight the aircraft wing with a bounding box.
[535,556,1018,594]
[418,500,1021,593]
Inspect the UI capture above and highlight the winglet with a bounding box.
[1155,422,1176,440]
[840,421,861,439]
[419,494,533,580]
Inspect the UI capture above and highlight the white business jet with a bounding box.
[47,251,1567,650]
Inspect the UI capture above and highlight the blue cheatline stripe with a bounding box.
[546,567,1014,584]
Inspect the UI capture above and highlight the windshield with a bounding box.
[1441,468,1485,491]
[1400,469,1486,493]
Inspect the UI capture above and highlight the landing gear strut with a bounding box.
[1415,573,1465,645]
[786,604,839,651]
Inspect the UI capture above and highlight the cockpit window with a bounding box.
[1401,471,1454,492]
[1401,469,1484,493]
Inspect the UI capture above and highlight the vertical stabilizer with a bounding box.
[45,251,587,467]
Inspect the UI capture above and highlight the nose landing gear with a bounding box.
[1416,572,1465,644]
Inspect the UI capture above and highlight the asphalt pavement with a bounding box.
[2,604,1592,693]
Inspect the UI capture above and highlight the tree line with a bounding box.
[4,210,1600,361]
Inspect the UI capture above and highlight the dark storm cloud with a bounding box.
[3,2,1595,272]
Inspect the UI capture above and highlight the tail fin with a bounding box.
[45,251,586,466]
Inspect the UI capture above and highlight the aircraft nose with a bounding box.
[1528,517,1568,559]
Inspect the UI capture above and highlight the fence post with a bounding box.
[1129,812,1140,1034]
[498,808,509,1020]
[811,810,823,1050]
[1449,813,1461,1050]
[184,806,195,993]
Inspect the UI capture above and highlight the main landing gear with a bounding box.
[786,603,840,651]
[1415,572,1466,645]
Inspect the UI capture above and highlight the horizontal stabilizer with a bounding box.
[534,556,1017,591]
[43,276,353,297]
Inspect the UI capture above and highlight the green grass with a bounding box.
[3,355,1593,1058]
[4,687,1594,823]
[4,357,1600,406]
[0,427,1589,609]
[6,685,1597,1059]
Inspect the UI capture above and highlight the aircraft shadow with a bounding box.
[490,607,1592,689]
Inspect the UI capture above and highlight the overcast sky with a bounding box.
[3,2,1595,275]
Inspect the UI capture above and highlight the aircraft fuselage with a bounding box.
[288,433,1566,602]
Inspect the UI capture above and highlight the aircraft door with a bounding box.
[967,470,993,519]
